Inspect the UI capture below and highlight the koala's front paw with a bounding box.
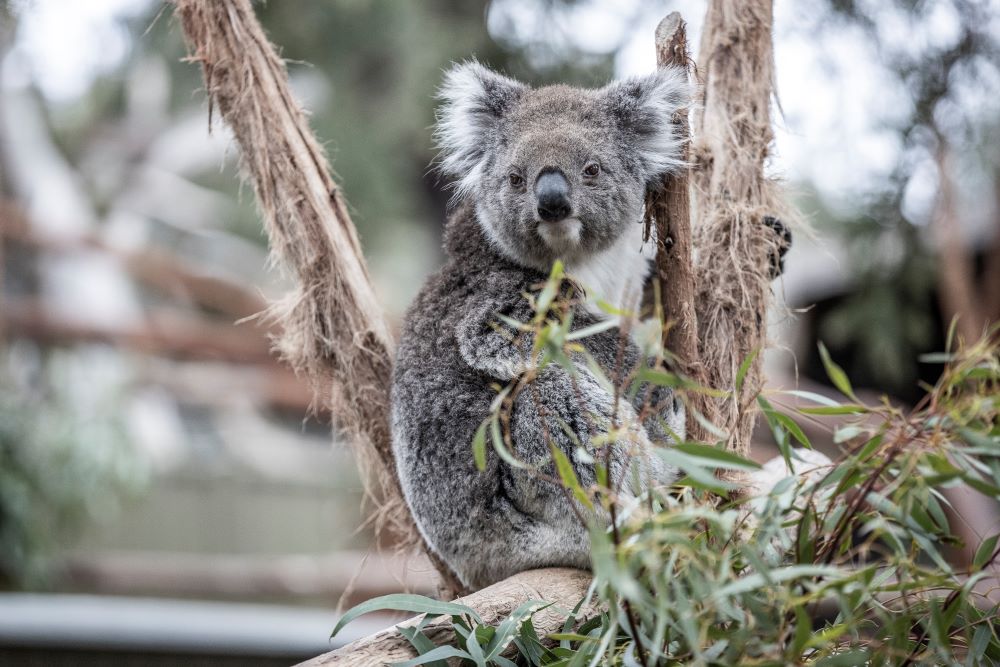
[763,215,791,279]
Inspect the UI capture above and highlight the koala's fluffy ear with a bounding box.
[600,67,690,182]
[435,61,527,197]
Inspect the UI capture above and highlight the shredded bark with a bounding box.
[691,0,790,469]
[172,0,465,595]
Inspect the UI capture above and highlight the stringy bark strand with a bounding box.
[172,0,465,594]
[692,0,789,472]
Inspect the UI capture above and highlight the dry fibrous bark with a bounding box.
[691,0,787,466]
[171,0,465,595]
[297,568,595,666]
[648,12,708,443]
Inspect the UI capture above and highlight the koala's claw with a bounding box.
[763,215,791,279]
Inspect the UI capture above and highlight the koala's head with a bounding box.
[435,61,688,270]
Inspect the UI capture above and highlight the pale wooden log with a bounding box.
[691,0,785,472]
[296,568,594,666]
[172,0,465,595]
[648,12,708,443]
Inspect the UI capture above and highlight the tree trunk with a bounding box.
[934,140,986,345]
[691,0,785,471]
[983,165,1000,321]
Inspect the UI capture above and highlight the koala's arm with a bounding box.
[511,362,671,489]
[456,289,684,465]
[455,291,666,484]
[455,294,536,380]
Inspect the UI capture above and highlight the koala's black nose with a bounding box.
[535,170,571,222]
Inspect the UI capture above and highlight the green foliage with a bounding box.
[333,269,1000,666]
[0,359,146,587]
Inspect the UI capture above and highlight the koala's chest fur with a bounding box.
[565,218,653,317]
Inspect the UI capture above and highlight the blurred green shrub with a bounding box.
[0,356,147,588]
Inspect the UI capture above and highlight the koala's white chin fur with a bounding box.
[567,219,653,319]
[537,217,583,252]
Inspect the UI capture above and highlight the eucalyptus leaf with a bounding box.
[331,594,482,639]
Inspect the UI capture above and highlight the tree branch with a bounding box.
[649,12,708,442]
[934,139,987,345]
[297,568,594,666]
[691,0,784,471]
[172,0,465,595]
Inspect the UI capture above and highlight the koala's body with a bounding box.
[391,63,692,589]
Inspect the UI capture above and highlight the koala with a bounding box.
[391,62,789,590]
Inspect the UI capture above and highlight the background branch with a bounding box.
[172,0,465,595]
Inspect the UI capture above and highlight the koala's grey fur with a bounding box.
[391,62,689,589]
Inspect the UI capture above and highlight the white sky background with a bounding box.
[5,0,152,97]
[6,0,998,228]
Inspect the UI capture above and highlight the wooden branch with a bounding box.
[649,12,708,443]
[691,0,783,468]
[4,298,273,364]
[0,206,5,349]
[296,568,594,666]
[934,140,986,344]
[172,0,464,594]
[138,360,319,415]
[0,207,270,322]
[984,167,1000,321]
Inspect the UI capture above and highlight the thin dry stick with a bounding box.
[648,12,708,443]
[691,0,788,471]
[171,0,465,596]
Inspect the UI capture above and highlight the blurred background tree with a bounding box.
[799,0,1000,401]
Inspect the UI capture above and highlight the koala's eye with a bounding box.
[583,163,601,178]
[508,172,525,189]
